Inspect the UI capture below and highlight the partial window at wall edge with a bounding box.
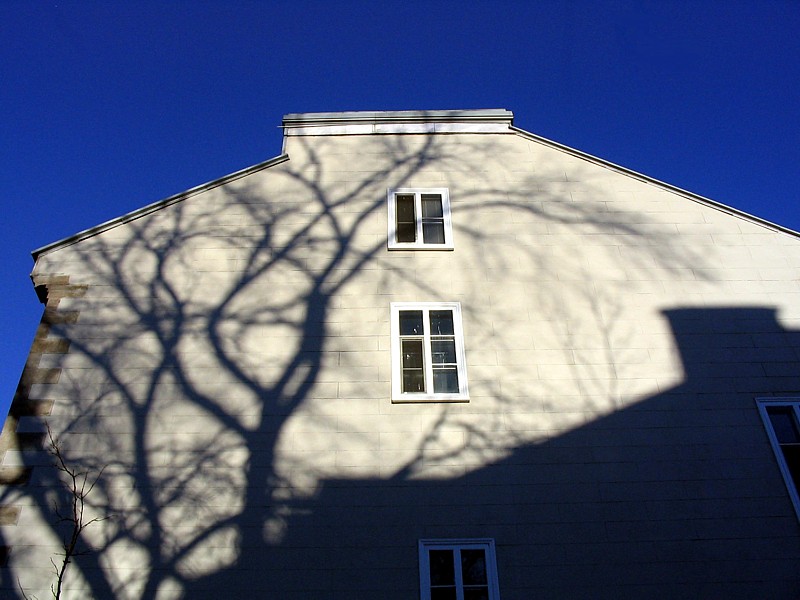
[757,398,800,521]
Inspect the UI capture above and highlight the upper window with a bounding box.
[757,399,800,520]
[387,188,454,250]
[390,302,469,402]
[419,539,500,600]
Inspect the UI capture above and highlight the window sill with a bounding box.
[392,394,470,403]
[387,244,454,251]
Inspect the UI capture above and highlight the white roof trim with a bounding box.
[31,109,800,262]
[282,109,514,136]
[32,154,290,260]
[285,122,512,136]
[510,125,800,239]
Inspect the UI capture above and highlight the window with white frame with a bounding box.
[387,188,453,250]
[390,302,468,402]
[419,539,500,600]
[757,399,800,520]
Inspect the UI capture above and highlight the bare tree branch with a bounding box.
[45,425,107,600]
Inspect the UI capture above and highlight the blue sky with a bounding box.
[1,1,798,419]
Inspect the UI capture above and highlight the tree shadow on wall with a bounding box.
[1,131,782,599]
[228,307,800,599]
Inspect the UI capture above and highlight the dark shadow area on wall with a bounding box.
[188,307,800,599]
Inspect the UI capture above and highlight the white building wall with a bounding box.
[3,124,800,598]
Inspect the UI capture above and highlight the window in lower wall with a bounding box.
[757,399,800,520]
[419,539,500,600]
[390,302,469,402]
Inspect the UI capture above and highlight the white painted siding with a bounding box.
[4,122,800,598]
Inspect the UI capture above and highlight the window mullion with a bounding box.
[454,548,465,600]
[442,193,451,246]
[415,193,423,245]
[422,308,434,394]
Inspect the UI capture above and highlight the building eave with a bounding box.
[31,154,290,261]
[31,112,800,262]
[510,125,800,240]
[282,109,514,127]
[282,109,515,137]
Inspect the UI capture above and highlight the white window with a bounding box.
[390,302,469,402]
[757,399,800,520]
[419,539,500,600]
[387,188,453,250]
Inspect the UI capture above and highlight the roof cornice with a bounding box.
[31,110,800,262]
[32,154,290,260]
[282,109,514,136]
[283,109,513,126]
[510,125,800,239]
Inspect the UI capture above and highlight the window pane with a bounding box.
[768,406,800,491]
[433,368,459,393]
[461,549,488,585]
[402,339,424,369]
[397,222,416,243]
[400,311,424,336]
[403,371,425,393]
[402,338,425,393]
[429,550,455,585]
[429,311,454,335]
[431,589,457,600]
[421,194,443,218]
[768,407,800,443]
[464,589,489,600]
[422,221,446,244]
[782,445,800,492]
[396,195,416,220]
[396,195,416,243]
[431,340,457,365]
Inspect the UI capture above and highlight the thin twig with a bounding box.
[43,425,107,600]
